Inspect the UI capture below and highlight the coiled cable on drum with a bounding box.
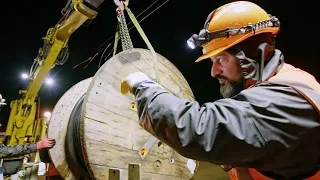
[65,94,91,180]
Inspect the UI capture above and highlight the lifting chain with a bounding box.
[116,1,133,51]
[114,0,173,163]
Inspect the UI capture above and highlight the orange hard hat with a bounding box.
[187,1,280,62]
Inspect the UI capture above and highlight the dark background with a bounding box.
[0,0,319,124]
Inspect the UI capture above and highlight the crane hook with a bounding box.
[115,0,129,19]
[114,0,129,7]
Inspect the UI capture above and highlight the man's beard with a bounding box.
[218,74,245,98]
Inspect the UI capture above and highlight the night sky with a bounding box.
[0,0,319,124]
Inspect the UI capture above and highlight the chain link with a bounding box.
[118,10,133,51]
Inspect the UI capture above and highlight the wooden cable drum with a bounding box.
[48,77,93,180]
[49,48,206,179]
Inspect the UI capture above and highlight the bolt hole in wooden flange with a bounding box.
[154,160,162,168]
[169,156,175,164]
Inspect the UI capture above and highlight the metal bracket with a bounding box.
[138,136,158,160]
[128,163,140,180]
[109,168,123,180]
[129,101,137,111]
[186,159,197,175]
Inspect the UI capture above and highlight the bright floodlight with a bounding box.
[21,73,28,79]
[46,78,54,85]
[44,112,51,118]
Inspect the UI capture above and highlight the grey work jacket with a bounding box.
[133,65,320,179]
[0,142,37,159]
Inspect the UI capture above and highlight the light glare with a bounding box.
[44,112,51,118]
[21,73,28,79]
[46,78,54,85]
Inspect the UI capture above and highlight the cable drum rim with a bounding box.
[65,94,91,179]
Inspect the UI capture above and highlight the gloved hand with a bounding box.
[36,138,56,150]
[24,153,32,158]
[121,72,152,94]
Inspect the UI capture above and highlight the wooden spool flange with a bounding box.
[48,48,229,179]
[81,48,195,179]
[48,77,92,180]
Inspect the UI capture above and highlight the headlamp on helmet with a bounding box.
[187,29,207,49]
[187,15,280,50]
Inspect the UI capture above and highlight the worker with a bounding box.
[39,148,63,180]
[121,1,320,180]
[0,94,6,111]
[0,93,56,159]
[0,138,55,159]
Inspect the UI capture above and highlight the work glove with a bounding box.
[121,72,152,94]
[36,138,56,150]
[24,153,32,159]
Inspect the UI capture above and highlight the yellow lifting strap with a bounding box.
[113,30,120,56]
[115,3,161,84]
[116,2,173,161]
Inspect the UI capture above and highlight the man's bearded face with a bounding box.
[217,73,245,98]
[210,51,245,98]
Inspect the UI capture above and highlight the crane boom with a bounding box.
[5,0,105,148]
[25,1,99,102]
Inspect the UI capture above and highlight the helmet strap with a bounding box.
[234,48,260,81]
[234,42,284,82]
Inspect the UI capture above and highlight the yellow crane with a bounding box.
[2,0,105,176]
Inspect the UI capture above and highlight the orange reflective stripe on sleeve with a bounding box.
[305,171,320,180]
[229,168,256,180]
[229,168,238,180]
[248,168,272,180]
